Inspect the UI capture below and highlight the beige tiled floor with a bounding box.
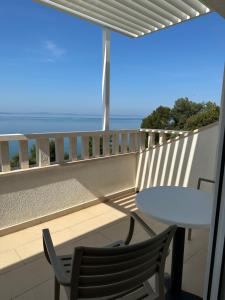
[0,195,209,300]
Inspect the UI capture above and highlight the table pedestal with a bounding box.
[166,227,202,300]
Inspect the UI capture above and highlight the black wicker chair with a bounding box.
[43,212,176,300]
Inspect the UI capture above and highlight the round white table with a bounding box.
[136,186,213,300]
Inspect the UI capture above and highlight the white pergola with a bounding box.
[33,3,225,298]
[34,0,224,131]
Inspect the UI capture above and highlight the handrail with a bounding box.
[0,128,188,173]
[0,129,139,141]
[0,129,143,173]
[140,128,189,134]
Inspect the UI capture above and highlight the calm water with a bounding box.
[0,113,142,156]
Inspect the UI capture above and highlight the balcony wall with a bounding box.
[0,153,136,234]
[136,123,219,191]
[0,124,219,235]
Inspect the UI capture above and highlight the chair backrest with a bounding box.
[70,225,177,299]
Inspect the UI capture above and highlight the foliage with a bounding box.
[141,98,219,131]
[171,98,203,129]
[184,102,220,130]
[141,106,172,129]
[10,153,20,169]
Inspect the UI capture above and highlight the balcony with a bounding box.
[0,122,218,299]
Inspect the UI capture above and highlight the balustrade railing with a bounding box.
[0,130,142,173]
[0,128,189,173]
[140,128,189,148]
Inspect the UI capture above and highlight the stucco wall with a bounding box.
[0,154,136,231]
[136,123,219,192]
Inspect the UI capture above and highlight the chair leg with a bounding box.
[55,277,60,300]
[188,228,192,241]
[155,273,165,300]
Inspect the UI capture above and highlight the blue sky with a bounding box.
[0,1,225,116]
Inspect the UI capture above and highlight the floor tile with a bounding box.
[0,249,23,274]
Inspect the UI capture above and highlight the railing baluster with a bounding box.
[0,141,10,172]
[81,136,89,159]
[55,137,64,163]
[103,134,110,156]
[139,132,146,151]
[147,133,155,148]
[19,140,29,169]
[69,135,77,161]
[129,133,137,152]
[0,129,188,173]
[93,135,100,158]
[112,133,119,155]
[159,132,166,145]
[121,133,127,153]
[36,138,50,167]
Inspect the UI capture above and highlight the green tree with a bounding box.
[141,98,219,131]
[171,97,203,129]
[141,106,172,129]
[185,101,220,130]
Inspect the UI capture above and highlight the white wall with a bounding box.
[136,123,219,192]
[0,154,136,231]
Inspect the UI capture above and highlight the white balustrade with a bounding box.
[0,129,188,173]
[103,134,110,156]
[69,135,77,161]
[0,141,10,172]
[19,140,29,169]
[147,133,155,148]
[159,133,166,145]
[36,138,50,167]
[112,133,119,155]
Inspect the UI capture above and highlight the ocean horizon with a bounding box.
[0,113,143,156]
[0,112,143,134]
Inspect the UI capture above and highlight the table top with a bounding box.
[136,186,213,229]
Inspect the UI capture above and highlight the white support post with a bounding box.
[159,133,166,145]
[36,138,50,167]
[19,140,29,169]
[0,141,10,172]
[148,133,155,148]
[102,28,110,131]
[69,135,77,161]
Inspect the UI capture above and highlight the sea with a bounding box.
[0,113,143,157]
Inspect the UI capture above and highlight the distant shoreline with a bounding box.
[0,112,143,119]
